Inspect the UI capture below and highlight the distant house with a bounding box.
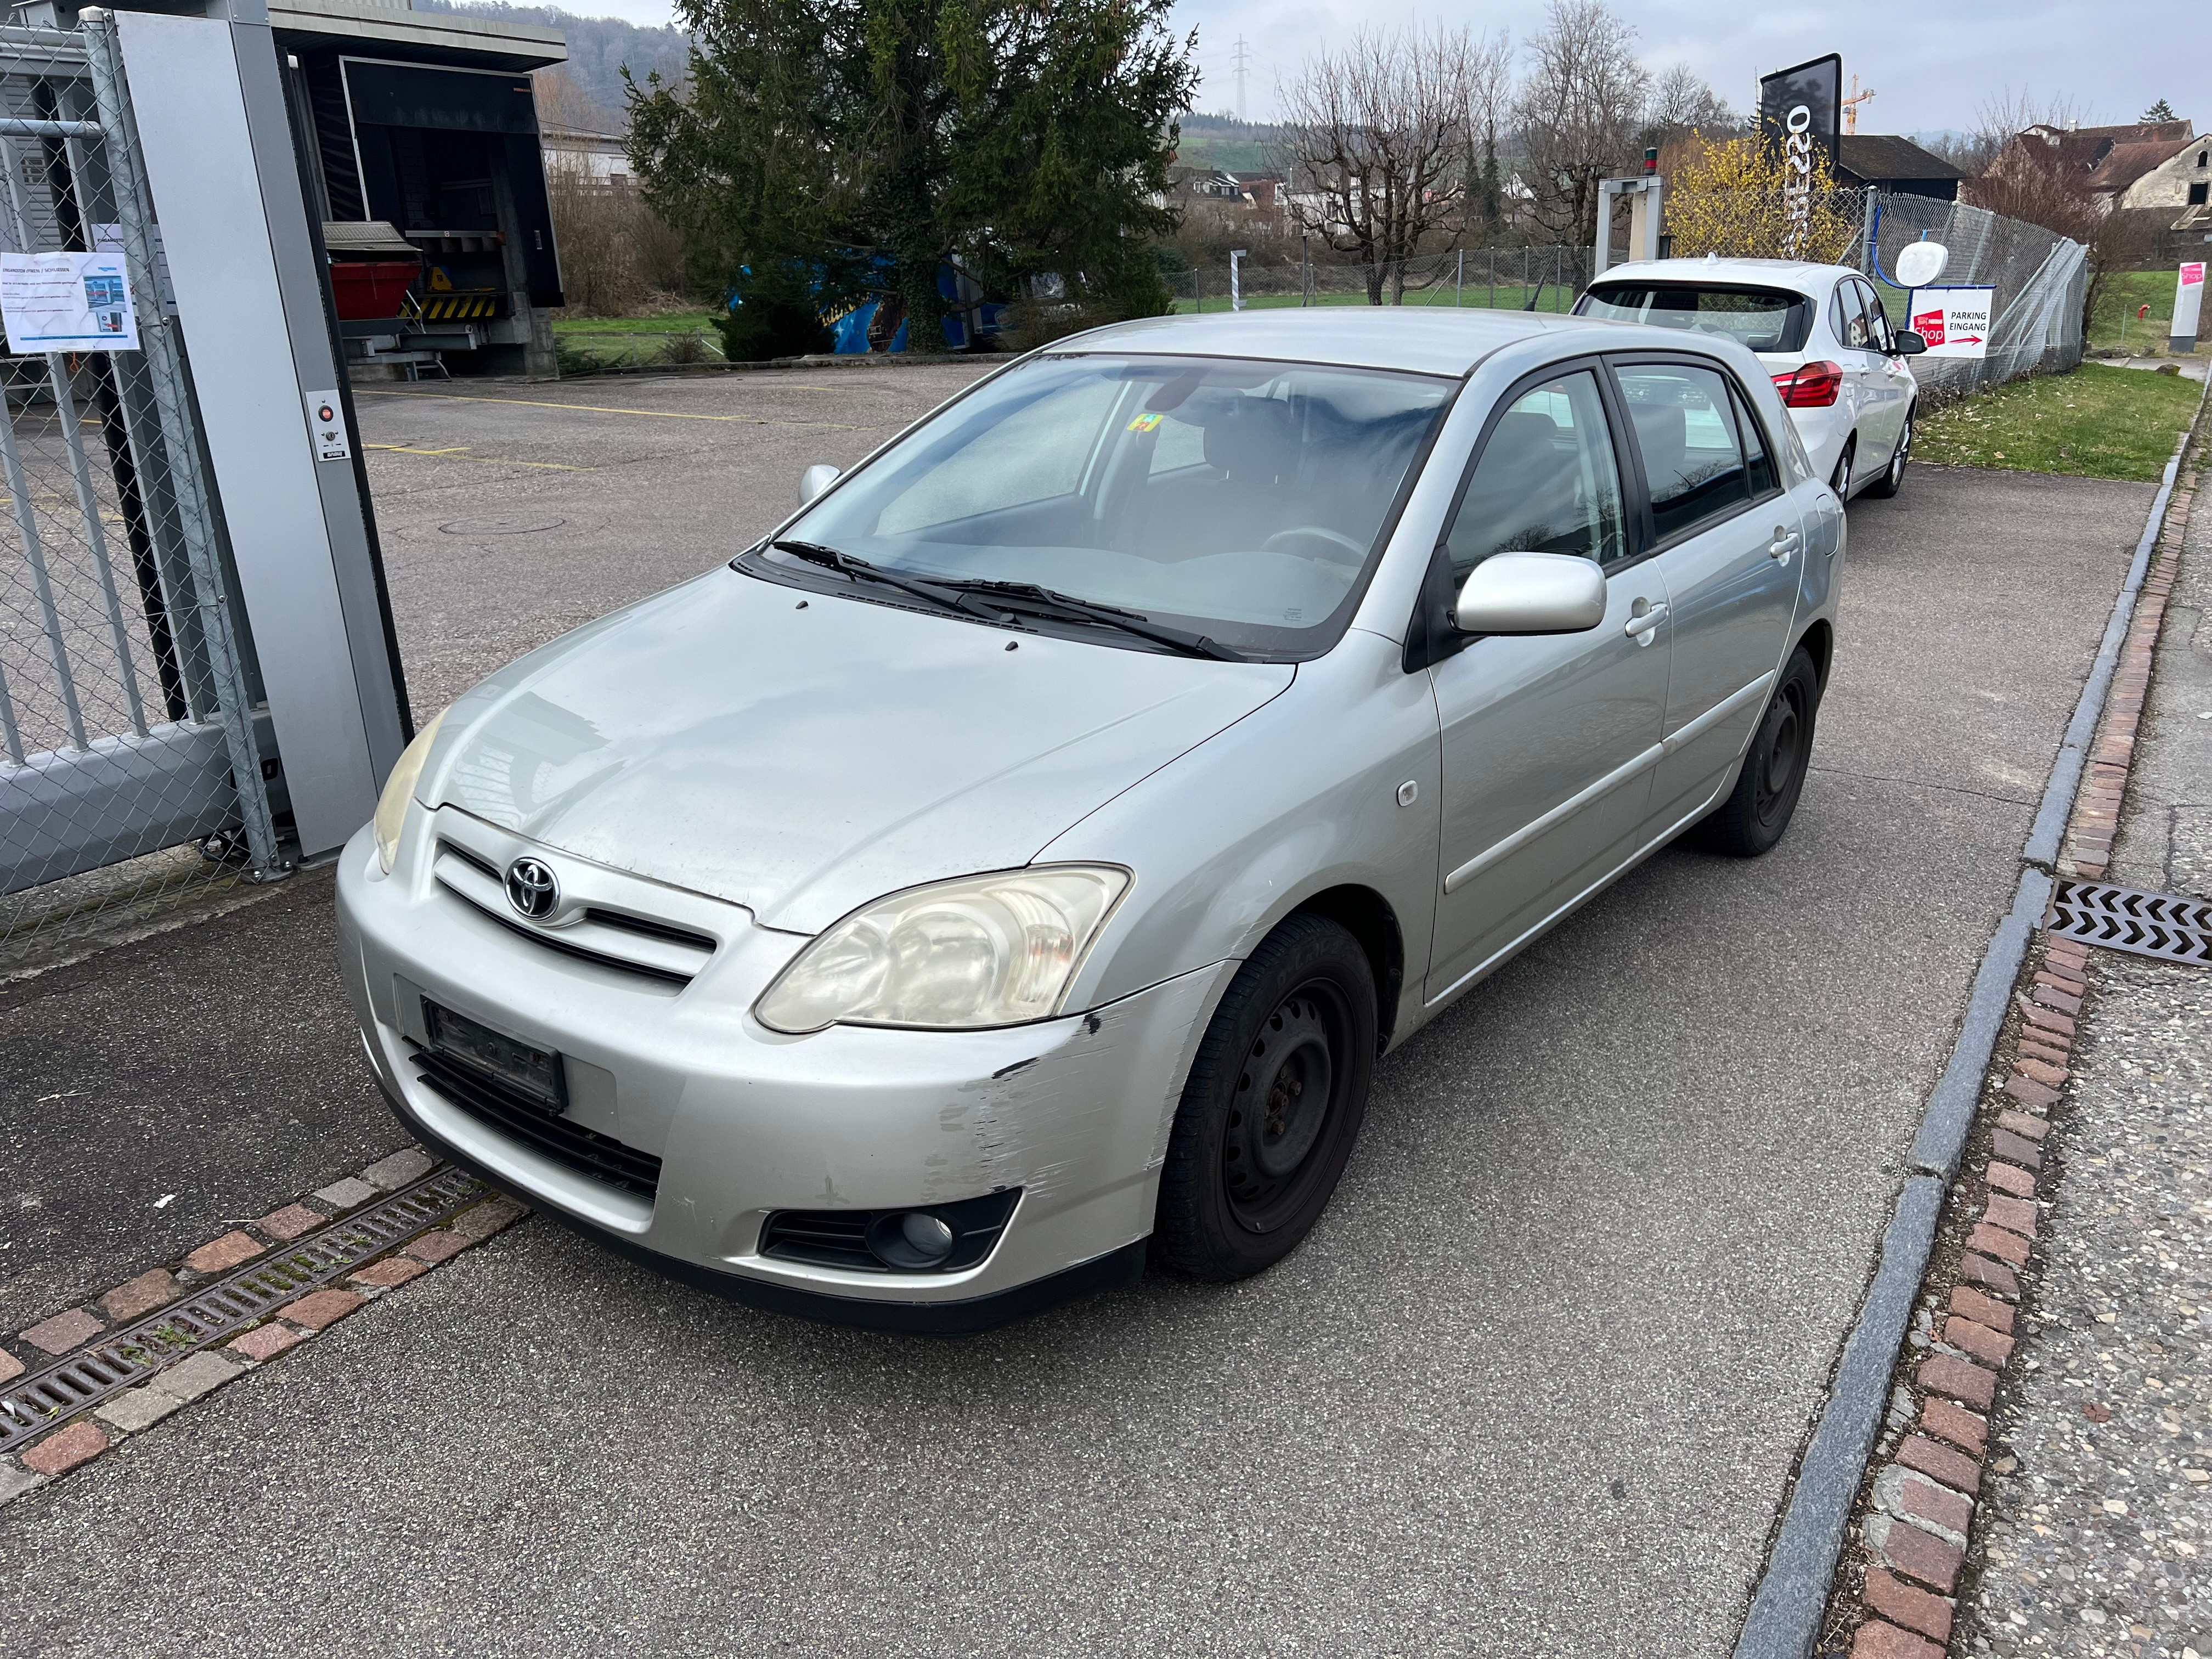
[541,125,630,189]
[2006,119,2194,207]
[1835,134,1963,201]
[1169,166,1246,202]
[2117,133,2212,254]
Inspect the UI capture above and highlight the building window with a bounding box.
[2193,182,2210,205]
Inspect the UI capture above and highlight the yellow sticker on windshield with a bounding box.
[1126,411,1164,432]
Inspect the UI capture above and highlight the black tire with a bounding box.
[1860,406,1912,499]
[1830,438,1857,501]
[1696,648,1822,857]
[1155,913,1378,1281]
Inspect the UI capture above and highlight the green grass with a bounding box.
[550,310,723,336]
[2086,269,2194,354]
[1914,362,2203,481]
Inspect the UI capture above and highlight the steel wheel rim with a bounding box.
[1753,681,1807,826]
[1891,419,1911,484]
[1224,979,1353,1233]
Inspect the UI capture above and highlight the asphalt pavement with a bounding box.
[0,367,2163,1657]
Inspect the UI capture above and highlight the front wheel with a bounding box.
[1695,648,1822,857]
[1155,913,1378,1281]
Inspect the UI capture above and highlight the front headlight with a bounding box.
[371,707,448,874]
[754,865,1130,1033]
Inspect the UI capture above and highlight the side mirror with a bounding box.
[1453,551,1606,636]
[1891,330,1928,357]
[799,463,842,505]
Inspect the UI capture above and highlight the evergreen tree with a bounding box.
[626,0,1197,358]
[1479,123,1503,235]
[2141,98,2179,122]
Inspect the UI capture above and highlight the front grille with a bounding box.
[410,1046,663,1201]
[760,1189,1020,1274]
[431,837,716,989]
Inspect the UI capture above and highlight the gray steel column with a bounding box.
[82,7,280,873]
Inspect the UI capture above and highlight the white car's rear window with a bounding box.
[1576,283,1814,354]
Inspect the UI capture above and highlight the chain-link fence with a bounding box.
[0,21,280,964]
[1169,244,1597,315]
[1167,191,2086,406]
[1853,191,2086,400]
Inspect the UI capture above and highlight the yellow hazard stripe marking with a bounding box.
[366,443,589,472]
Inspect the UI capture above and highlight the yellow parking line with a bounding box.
[366,443,589,472]
[354,388,861,430]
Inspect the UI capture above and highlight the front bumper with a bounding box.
[335,809,1229,1330]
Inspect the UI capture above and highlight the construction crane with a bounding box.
[1842,74,1875,134]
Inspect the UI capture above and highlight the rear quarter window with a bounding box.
[1576,283,1813,354]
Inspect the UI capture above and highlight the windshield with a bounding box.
[1576,283,1812,354]
[760,353,1455,657]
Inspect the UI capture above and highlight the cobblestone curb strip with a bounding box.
[0,1147,528,1507]
[1736,390,2210,1659]
[1811,425,2205,1658]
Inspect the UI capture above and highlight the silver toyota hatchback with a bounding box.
[337,309,1846,1331]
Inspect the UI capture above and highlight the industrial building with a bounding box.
[14,0,571,374]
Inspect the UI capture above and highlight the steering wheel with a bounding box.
[1262,525,1368,564]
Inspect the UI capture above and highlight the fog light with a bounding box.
[866,1210,955,1270]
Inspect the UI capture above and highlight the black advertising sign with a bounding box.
[1758,54,1842,174]
[1759,54,1842,255]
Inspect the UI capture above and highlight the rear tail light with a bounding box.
[1773,360,1844,408]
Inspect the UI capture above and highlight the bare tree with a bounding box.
[1513,0,1651,245]
[1273,25,1482,304]
[1645,62,1733,143]
[1464,29,1515,240]
[1963,91,2147,335]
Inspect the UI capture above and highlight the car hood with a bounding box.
[421,569,1294,932]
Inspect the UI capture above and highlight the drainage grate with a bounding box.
[2046,880,2212,967]
[0,1166,482,1455]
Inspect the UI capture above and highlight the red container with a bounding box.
[329,259,420,321]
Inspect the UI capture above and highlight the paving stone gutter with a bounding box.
[0,1147,527,1504]
[1736,380,2212,1659]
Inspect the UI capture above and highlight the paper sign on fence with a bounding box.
[0,250,140,352]
[1907,286,1996,360]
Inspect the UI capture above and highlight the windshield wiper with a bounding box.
[935,579,1244,662]
[767,540,1012,622]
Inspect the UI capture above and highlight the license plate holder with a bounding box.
[423,998,566,1112]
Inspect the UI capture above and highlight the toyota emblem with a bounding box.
[504,857,559,920]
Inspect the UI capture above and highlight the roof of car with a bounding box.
[1589,257,1853,295]
[1057,307,1622,379]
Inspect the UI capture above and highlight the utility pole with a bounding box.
[1232,35,1250,122]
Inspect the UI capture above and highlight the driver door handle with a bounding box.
[1769,527,1802,566]
[1624,602,1668,641]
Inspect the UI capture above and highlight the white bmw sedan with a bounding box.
[1576,257,1927,503]
[338,309,1847,1332]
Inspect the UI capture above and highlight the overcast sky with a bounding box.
[567,0,2198,139]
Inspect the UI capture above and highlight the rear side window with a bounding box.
[1856,280,1894,351]
[1575,283,1813,353]
[1616,364,1753,540]
[1442,370,1628,578]
[1831,281,1876,351]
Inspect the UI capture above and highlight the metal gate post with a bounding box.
[82,8,283,877]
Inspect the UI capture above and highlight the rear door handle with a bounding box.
[1769,527,1802,566]
[1624,602,1668,642]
